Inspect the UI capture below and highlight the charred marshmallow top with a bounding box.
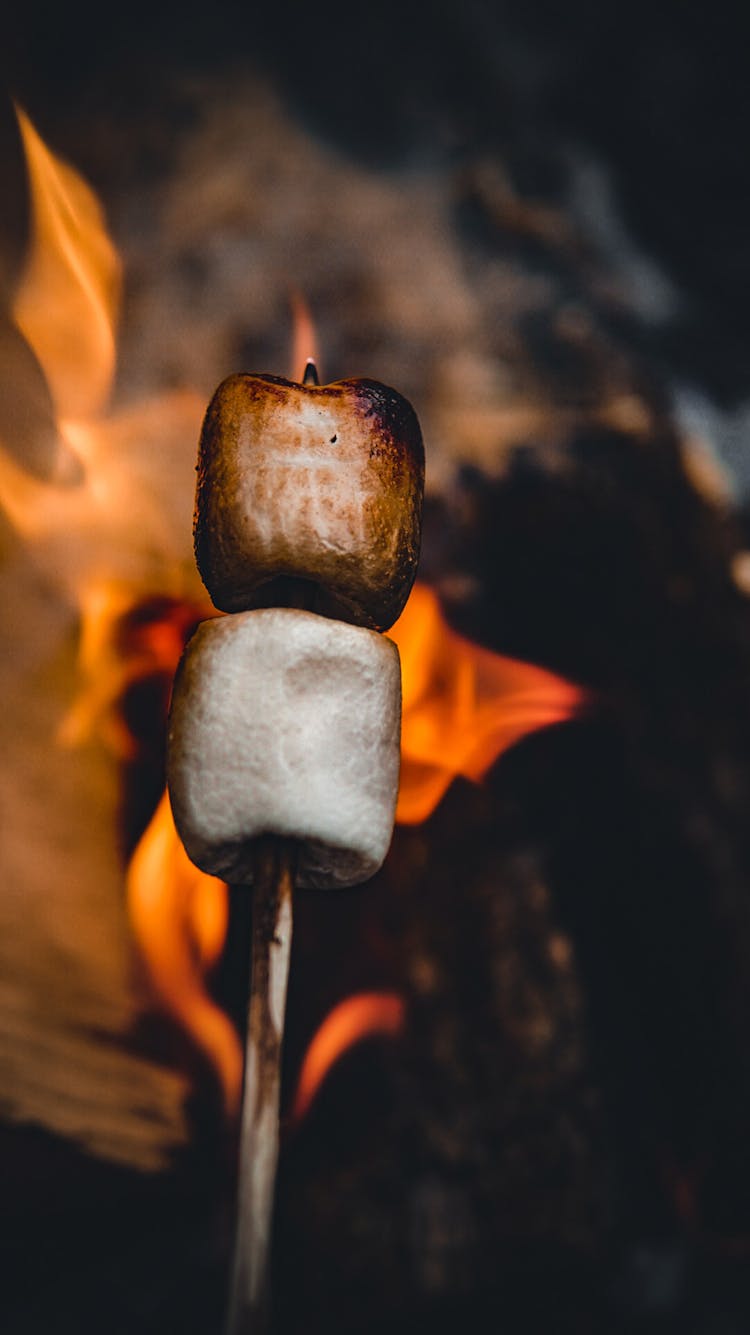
[194,374,424,631]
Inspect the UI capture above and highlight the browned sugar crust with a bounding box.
[194,374,424,631]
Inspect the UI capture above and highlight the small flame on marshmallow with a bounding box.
[290,289,321,385]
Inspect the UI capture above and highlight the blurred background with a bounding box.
[4,2,750,1330]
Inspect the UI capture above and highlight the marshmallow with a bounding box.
[194,375,424,631]
[167,609,401,889]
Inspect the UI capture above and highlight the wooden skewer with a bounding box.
[225,838,295,1335]
[225,552,315,1335]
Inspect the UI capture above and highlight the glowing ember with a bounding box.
[290,992,405,1126]
[391,582,584,824]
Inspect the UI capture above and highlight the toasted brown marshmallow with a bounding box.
[194,374,424,631]
[167,608,402,889]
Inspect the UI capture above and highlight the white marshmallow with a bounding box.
[167,609,401,889]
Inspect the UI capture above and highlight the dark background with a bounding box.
[6,0,750,407]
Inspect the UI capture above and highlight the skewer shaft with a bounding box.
[226,840,295,1335]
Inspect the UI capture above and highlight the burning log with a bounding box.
[167,361,424,1330]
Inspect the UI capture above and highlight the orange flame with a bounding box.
[12,106,121,423]
[4,115,586,1132]
[121,579,582,1124]
[1,110,206,747]
[391,583,584,823]
[284,591,582,1118]
[3,115,220,1121]
[290,289,321,383]
[289,992,405,1127]
[126,792,242,1117]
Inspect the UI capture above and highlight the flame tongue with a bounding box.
[392,583,584,824]
[127,792,242,1117]
[12,106,121,424]
[290,290,321,384]
[290,993,405,1127]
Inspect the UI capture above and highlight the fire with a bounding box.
[125,580,583,1118]
[2,111,217,1121]
[290,289,321,383]
[126,793,241,1117]
[391,582,584,824]
[1,109,207,748]
[289,993,405,1127]
[3,113,586,1136]
[13,105,121,424]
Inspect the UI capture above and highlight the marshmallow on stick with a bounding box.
[167,361,423,1335]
